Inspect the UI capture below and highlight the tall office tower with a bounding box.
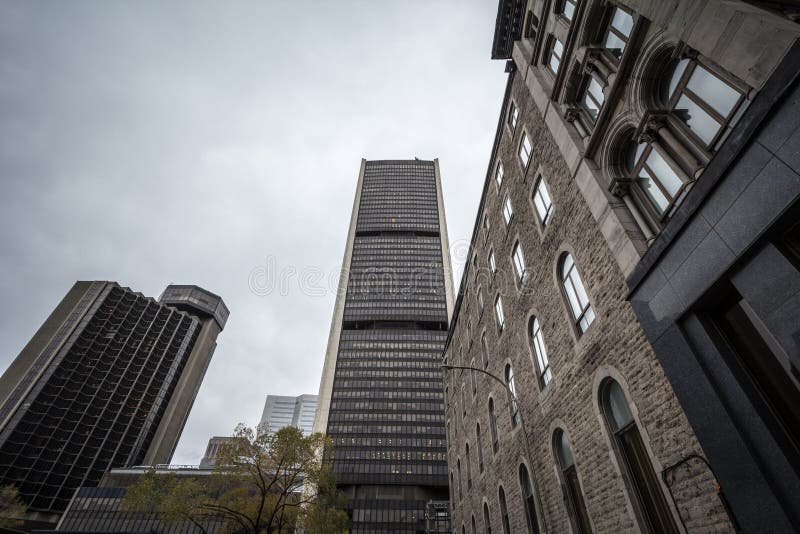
[314,159,455,533]
[0,281,227,525]
[259,394,318,436]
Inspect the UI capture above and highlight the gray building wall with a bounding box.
[444,1,800,533]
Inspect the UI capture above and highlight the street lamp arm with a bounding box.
[441,364,508,391]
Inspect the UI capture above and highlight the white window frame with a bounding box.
[512,241,526,282]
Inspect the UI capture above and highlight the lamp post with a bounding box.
[441,363,548,533]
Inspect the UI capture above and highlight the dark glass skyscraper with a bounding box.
[0,281,227,525]
[314,159,454,533]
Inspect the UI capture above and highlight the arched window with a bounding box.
[663,57,746,150]
[530,317,552,387]
[559,253,595,334]
[494,295,506,331]
[465,443,473,489]
[495,161,504,189]
[481,333,490,368]
[512,241,526,282]
[470,359,478,397]
[476,423,485,473]
[450,472,455,504]
[483,502,492,534]
[462,525,467,534]
[504,364,520,428]
[498,486,511,534]
[601,379,679,533]
[488,398,499,453]
[553,429,592,533]
[471,515,478,534]
[627,138,685,219]
[457,458,463,500]
[519,464,540,533]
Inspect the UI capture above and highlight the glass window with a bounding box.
[484,502,492,534]
[483,213,491,241]
[666,59,744,148]
[549,38,564,74]
[481,333,490,368]
[470,361,477,396]
[495,162,504,189]
[533,176,554,225]
[629,141,684,217]
[508,102,519,132]
[602,380,679,533]
[603,7,634,59]
[489,398,499,453]
[489,252,497,276]
[477,288,484,314]
[466,443,473,488]
[505,364,520,428]
[472,515,478,534]
[494,295,506,331]
[519,464,540,534]
[503,196,514,226]
[562,0,576,21]
[525,12,539,40]
[512,242,526,282]
[531,318,552,386]
[476,423,485,473]
[519,132,533,168]
[582,77,605,122]
[499,487,511,534]
[554,430,592,533]
[560,254,595,334]
[457,458,463,500]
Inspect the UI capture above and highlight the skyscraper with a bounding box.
[0,281,227,525]
[259,394,318,436]
[314,159,454,533]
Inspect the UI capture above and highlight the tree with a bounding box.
[0,484,26,531]
[122,424,347,534]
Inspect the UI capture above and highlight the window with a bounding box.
[481,333,490,369]
[518,132,533,169]
[665,57,746,149]
[519,464,540,533]
[470,360,477,397]
[483,502,492,534]
[462,386,467,419]
[548,38,564,74]
[560,253,595,334]
[498,486,511,534]
[495,162,504,189]
[560,0,577,21]
[472,254,479,282]
[502,196,514,226]
[477,287,484,315]
[512,242,526,282]
[601,380,679,533]
[450,472,455,503]
[627,140,685,218]
[530,317,552,386]
[532,176,554,225]
[582,77,605,122]
[505,364,520,428]
[467,320,473,348]
[476,423,485,473]
[472,515,478,534]
[554,430,592,533]
[494,295,506,331]
[603,6,634,59]
[466,443,473,489]
[457,458,463,500]
[488,252,497,277]
[483,213,491,241]
[525,12,539,40]
[489,398,499,453]
[508,102,519,133]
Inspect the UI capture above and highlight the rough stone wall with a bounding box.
[445,69,733,533]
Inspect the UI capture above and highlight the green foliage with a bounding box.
[122,424,346,534]
[0,484,26,530]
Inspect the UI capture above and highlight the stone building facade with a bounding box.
[444,1,799,533]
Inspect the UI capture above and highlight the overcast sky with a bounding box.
[0,1,506,464]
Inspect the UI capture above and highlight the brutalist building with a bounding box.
[0,281,227,527]
[314,159,455,533]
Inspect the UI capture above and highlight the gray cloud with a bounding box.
[0,0,505,464]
